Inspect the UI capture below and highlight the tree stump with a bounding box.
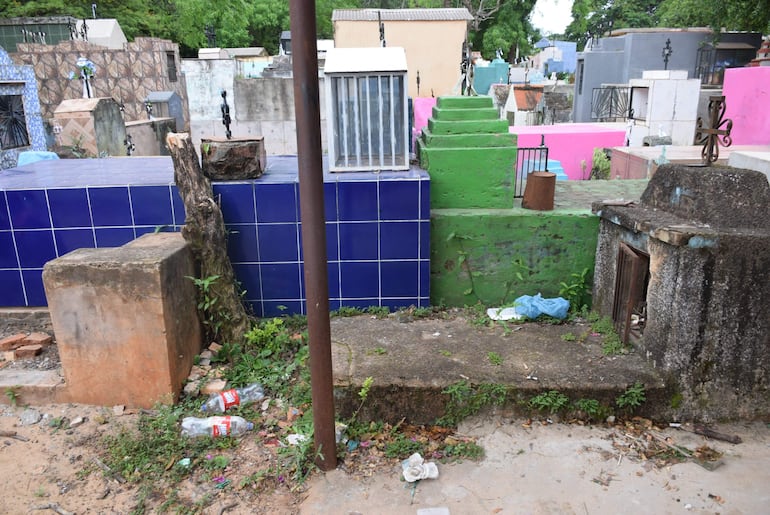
[166,132,252,344]
[200,137,266,180]
[522,171,556,211]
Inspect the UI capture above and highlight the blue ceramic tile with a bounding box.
[244,300,263,318]
[419,221,430,260]
[381,261,419,298]
[326,262,340,299]
[226,225,259,263]
[0,232,18,268]
[0,270,25,306]
[130,186,174,226]
[328,299,342,311]
[326,222,339,261]
[134,226,158,238]
[380,222,419,260]
[232,263,261,301]
[420,179,430,219]
[297,222,339,262]
[15,230,56,268]
[54,229,95,256]
[213,183,256,223]
[48,189,91,228]
[338,181,377,221]
[339,298,380,310]
[171,186,186,225]
[261,263,301,300]
[95,227,135,248]
[420,260,430,298]
[7,190,51,229]
[340,262,379,298]
[255,183,297,223]
[379,180,420,220]
[263,300,303,317]
[381,298,417,311]
[0,193,10,230]
[89,187,133,227]
[258,224,299,262]
[21,269,46,306]
[339,222,378,261]
[323,182,337,222]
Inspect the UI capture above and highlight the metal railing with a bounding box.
[591,86,630,121]
[514,137,549,198]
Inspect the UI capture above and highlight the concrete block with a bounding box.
[201,137,266,180]
[42,233,202,408]
[15,345,42,358]
[642,70,687,80]
[0,334,27,351]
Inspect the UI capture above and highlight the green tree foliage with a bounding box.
[474,0,539,60]
[658,0,770,34]
[564,0,662,50]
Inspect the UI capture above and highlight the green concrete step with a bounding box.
[431,106,500,121]
[420,129,517,148]
[428,118,510,135]
[437,96,494,109]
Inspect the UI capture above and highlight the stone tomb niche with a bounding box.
[592,164,770,421]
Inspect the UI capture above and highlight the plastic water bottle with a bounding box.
[181,416,254,437]
[200,383,265,413]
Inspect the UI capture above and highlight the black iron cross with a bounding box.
[80,19,88,41]
[694,95,733,165]
[662,38,673,70]
[221,90,232,140]
[205,24,217,48]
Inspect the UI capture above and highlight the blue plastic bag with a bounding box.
[513,293,570,320]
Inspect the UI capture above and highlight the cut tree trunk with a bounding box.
[166,132,252,344]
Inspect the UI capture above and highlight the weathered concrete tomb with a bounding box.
[42,233,201,408]
[593,164,770,420]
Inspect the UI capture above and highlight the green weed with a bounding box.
[384,433,424,458]
[561,332,577,342]
[616,382,646,410]
[438,381,508,427]
[573,398,610,421]
[529,390,570,415]
[559,267,591,313]
[487,352,503,366]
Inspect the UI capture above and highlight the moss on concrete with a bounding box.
[431,209,599,307]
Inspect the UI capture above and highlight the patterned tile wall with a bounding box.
[0,157,430,316]
[0,47,47,169]
[11,38,189,130]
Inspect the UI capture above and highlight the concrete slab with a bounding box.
[0,369,67,405]
[331,313,669,425]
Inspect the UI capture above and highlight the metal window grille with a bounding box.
[612,242,649,345]
[0,95,30,150]
[591,86,630,121]
[166,52,177,82]
[327,73,408,171]
[514,140,549,198]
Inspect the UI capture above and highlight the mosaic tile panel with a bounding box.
[0,157,430,315]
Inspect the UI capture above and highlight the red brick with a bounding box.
[3,351,16,362]
[0,334,27,351]
[23,332,53,346]
[14,344,43,359]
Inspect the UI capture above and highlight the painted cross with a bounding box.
[221,90,232,139]
[694,95,733,165]
[662,38,673,70]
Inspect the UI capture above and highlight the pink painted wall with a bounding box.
[413,97,437,137]
[723,67,770,146]
[510,123,626,180]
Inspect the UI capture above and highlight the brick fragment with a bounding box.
[200,379,227,396]
[0,334,27,351]
[3,351,16,361]
[23,332,53,346]
[14,344,43,358]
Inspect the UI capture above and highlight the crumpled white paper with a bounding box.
[401,452,439,482]
[486,307,523,321]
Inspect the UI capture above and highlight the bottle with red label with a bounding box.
[181,416,254,437]
[200,383,265,413]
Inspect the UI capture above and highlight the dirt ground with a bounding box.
[1,312,768,514]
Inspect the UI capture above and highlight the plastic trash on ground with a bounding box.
[181,416,254,437]
[402,452,439,482]
[510,293,570,320]
[286,433,308,446]
[201,383,265,413]
[487,307,523,321]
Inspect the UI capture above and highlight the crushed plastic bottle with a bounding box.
[200,383,265,413]
[181,416,254,437]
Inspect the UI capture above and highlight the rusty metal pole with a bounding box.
[289,0,337,470]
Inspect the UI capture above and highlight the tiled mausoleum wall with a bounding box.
[0,157,429,316]
[0,48,47,169]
